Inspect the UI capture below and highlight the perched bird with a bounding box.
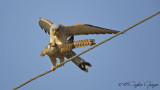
[39,18,120,72]
[40,36,96,72]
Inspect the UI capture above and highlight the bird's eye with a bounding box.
[53,43,57,47]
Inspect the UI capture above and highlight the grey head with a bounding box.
[51,23,63,35]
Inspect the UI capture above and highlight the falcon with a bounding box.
[39,18,120,44]
[39,18,120,72]
[41,36,96,72]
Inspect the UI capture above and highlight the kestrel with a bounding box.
[39,18,120,72]
[39,18,120,44]
[41,36,95,72]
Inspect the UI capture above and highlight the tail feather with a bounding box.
[59,39,96,55]
[73,39,96,48]
[65,51,91,72]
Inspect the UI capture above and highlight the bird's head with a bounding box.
[48,42,57,48]
[40,43,58,57]
[43,42,58,56]
[51,23,63,36]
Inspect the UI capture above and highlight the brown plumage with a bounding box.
[74,39,95,48]
[40,36,96,72]
[59,39,96,55]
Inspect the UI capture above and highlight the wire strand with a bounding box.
[12,11,160,90]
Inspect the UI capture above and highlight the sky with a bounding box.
[0,0,160,90]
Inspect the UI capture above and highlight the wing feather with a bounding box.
[65,24,119,36]
[39,18,53,35]
[40,46,48,56]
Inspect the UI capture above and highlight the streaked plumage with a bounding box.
[59,39,95,55]
[41,36,95,72]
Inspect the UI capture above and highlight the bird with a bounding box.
[40,36,96,72]
[39,18,120,72]
[39,18,120,44]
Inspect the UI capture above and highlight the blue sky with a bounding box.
[0,0,160,90]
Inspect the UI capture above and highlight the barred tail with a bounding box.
[73,39,96,48]
[59,39,96,55]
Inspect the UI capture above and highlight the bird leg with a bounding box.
[57,57,64,67]
[50,57,57,71]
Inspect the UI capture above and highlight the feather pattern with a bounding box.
[65,24,119,37]
[39,18,53,34]
[59,39,96,55]
[73,39,95,48]
[39,18,120,37]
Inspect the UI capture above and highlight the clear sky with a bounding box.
[0,0,160,90]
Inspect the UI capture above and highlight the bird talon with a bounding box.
[51,66,55,71]
[56,63,60,67]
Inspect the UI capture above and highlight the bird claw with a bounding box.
[56,63,64,67]
[51,66,55,71]
[56,63,60,67]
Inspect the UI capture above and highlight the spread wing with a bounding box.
[64,24,119,37]
[39,18,53,35]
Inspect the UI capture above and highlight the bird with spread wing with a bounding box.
[39,18,120,72]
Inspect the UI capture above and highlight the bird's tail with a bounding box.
[65,51,91,72]
[59,39,95,55]
[73,39,96,48]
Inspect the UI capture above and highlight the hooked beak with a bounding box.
[49,43,56,47]
[53,29,56,35]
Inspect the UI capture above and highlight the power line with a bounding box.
[12,11,160,90]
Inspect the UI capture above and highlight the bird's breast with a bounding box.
[47,47,58,56]
[53,35,66,45]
